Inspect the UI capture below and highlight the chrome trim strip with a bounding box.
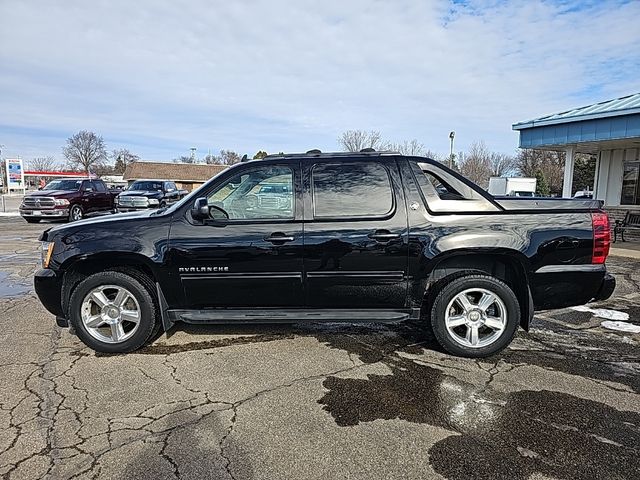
[181,272,302,280]
[306,271,405,279]
[535,264,605,274]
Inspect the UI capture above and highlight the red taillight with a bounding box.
[592,211,611,264]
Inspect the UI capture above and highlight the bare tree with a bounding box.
[219,150,241,165]
[111,148,140,174]
[338,130,389,152]
[62,131,108,173]
[515,149,565,196]
[459,141,492,188]
[27,156,58,172]
[389,139,426,156]
[204,150,242,165]
[489,152,516,177]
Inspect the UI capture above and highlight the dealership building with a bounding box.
[513,92,640,220]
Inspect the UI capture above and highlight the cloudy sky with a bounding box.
[1,0,639,163]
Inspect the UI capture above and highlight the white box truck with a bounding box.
[488,177,537,197]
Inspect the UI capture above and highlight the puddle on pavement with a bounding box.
[317,355,640,480]
[0,271,31,298]
[507,325,640,393]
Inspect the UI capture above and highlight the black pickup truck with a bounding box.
[115,180,187,212]
[34,151,614,356]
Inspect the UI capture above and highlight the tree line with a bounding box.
[338,130,595,196]
[26,130,253,176]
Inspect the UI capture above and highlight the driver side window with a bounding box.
[207,166,294,220]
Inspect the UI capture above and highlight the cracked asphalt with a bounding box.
[0,217,639,480]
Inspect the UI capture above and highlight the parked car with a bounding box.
[34,151,614,356]
[20,178,118,223]
[116,180,187,212]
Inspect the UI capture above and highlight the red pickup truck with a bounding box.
[20,178,118,223]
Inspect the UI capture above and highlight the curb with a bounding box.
[609,247,640,260]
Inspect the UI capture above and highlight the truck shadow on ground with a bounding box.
[134,320,444,358]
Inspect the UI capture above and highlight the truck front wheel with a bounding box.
[429,274,520,358]
[68,271,158,353]
[69,205,83,222]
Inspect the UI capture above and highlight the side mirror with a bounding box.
[84,187,94,193]
[190,197,210,220]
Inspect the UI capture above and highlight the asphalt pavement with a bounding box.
[0,217,638,480]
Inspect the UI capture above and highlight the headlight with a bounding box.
[54,198,69,206]
[41,241,54,268]
[148,198,160,206]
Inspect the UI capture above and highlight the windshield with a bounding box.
[159,166,235,215]
[129,181,163,191]
[43,179,83,191]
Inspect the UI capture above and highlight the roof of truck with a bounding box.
[262,150,402,160]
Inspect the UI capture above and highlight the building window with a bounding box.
[621,153,640,205]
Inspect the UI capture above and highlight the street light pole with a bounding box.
[448,131,455,169]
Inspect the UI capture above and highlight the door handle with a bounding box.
[264,233,295,243]
[368,230,401,242]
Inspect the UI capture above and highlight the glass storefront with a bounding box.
[621,150,640,205]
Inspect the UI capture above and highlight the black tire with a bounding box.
[429,274,520,358]
[69,204,83,222]
[68,271,158,353]
[24,218,41,223]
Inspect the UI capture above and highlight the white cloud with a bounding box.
[0,0,639,160]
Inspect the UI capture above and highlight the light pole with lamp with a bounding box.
[448,131,455,169]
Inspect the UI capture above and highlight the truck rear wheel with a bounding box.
[68,271,158,353]
[429,274,520,358]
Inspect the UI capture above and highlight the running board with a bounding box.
[169,308,419,324]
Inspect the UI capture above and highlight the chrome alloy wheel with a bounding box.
[70,205,83,221]
[444,288,507,348]
[80,285,141,344]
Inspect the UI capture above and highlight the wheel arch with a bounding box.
[60,252,160,318]
[423,250,533,331]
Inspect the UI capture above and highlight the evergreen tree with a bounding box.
[535,170,550,196]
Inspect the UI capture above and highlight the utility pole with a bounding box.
[190,147,197,162]
[449,131,455,169]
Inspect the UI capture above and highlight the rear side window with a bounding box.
[312,163,393,218]
[410,161,498,213]
[423,173,463,200]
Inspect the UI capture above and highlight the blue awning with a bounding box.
[513,93,640,150]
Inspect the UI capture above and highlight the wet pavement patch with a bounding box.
[318,357,640,480]
[0,271,31,298]
[502,330,640,393]
[429,390,640,480]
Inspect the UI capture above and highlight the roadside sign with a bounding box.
[5,158,25,192]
